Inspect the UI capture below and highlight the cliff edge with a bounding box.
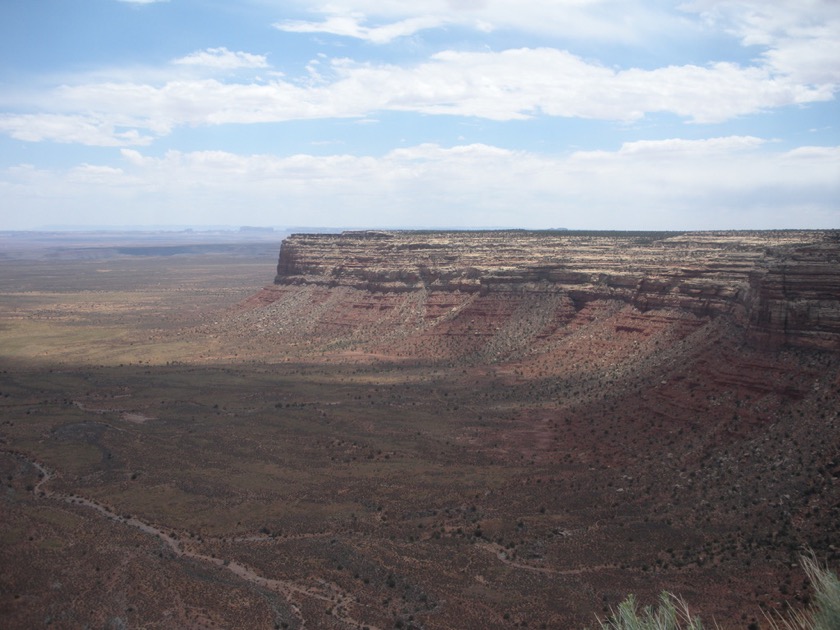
[268,230,839,353]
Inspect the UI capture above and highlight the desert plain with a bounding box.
[1,229,838,629]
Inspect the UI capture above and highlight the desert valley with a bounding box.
[1,229,839,629]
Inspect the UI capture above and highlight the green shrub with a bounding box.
[595,592,708,630]
[593,554,839,630]
[766,554,840,630]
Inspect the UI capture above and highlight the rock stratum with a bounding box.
[262,230,839,356]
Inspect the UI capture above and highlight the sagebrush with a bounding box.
[595,555,839,630]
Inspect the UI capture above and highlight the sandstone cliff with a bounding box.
[270,230,839,353]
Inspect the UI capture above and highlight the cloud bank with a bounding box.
[3,139,837,229]
[1,45,833,147]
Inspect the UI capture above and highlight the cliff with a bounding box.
[746,241,840,351]
[269,230,839,353]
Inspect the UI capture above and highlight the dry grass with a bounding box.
[765,555,840,630]
[595,592,710,630]
[597,555,840,630]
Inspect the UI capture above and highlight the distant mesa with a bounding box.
[269,229,840,353]
[239,226,275,233]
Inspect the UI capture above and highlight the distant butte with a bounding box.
[266,230,840,354]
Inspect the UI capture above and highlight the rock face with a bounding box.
[746,241,840,351]
[272,230,839,353]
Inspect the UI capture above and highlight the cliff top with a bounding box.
[276,229,837,286]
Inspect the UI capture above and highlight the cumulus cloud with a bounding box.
[2,138,836,230]
[1,2,835,148]
[280,0,840,56]
[276,15,445,44]
[0,114,155,147]
[608,135,767,156]
[173,48,269,70]
[4,45,830,147]
[366,49,831,122]
[277,0,684,44]
[682,0,840,85]
[67,164,128,185]
[279,2,840,91]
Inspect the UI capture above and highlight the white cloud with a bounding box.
[173,48,269,70]
[278,2,840,95]
[682,1,840,85]
[7,46,828,147]
[611,135,767,156]
[1,3,835,148]
[276,15,445,44]
[367,49,830,122]
[278,0,685,44]
[67,164,128,185]
[2,139,837,230]
[0,113,155,147]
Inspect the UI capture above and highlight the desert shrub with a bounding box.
[593,554,839,630]
[595,592,707,630]
[766,555,840,630]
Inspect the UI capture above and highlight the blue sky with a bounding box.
[0,0,838,230]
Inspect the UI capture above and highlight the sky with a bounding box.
[0,0,838,231]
